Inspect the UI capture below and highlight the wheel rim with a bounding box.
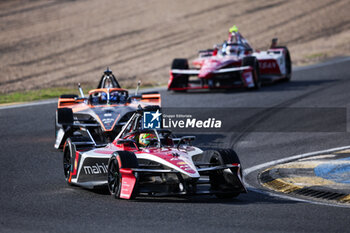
[108,158,121,196]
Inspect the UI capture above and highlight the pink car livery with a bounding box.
[168,26,291,91]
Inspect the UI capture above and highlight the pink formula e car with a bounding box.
[168,26,291,91]
[62,106,246,199]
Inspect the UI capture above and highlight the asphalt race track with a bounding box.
[1,58,350,233]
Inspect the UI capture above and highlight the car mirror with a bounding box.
[147,138,159,148]
[117,139,139,150]
[177,136,195,149]
[129,94,142,99]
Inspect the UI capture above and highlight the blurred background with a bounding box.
[0,0,349,95]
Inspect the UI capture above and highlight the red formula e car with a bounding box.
[55,68,161,149]
[168,27,291,91]
[62,106,246,199]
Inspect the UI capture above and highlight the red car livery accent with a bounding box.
[119,168,137,199]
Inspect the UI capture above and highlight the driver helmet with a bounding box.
[99,92,107,103]
[110,91,119,103]
[228,25,240,44]
[139,133,157,147]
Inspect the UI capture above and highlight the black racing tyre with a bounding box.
[170,58,189,92]
[63,138,74,185]
[107,156,122,198]
[60,94,78,99]
[203,149,243,199]
[242,56,261,90]
[107,151,139,199]
[274,46,292,82]
[143,105,161,112]
[171,58,189,71]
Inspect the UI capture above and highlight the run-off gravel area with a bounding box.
[0,0,349,93]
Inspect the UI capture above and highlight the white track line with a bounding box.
[0,98,58,110]
[293,56,350,72]
[244,145,350,208]
[244,145,350,175]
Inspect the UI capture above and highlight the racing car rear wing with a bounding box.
[129,81,161,105]
[171,66,251,75]
[129,92,161,106]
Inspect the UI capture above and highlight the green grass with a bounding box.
[0,84,164,105]
[305,52,327,59]
[0,87,80,104]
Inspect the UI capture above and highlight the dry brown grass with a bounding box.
[0,0,349,94]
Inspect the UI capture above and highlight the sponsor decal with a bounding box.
[169,158,194,172]
[102,118,115,126]
[177,161,186,165]
[243,71,254,87]
[260,61,277,69]
[83,163,108,174]
[93,108,119,130]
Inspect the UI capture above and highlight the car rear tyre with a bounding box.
[170,58,189,92]
[57,108,74,125]
[278,46,292,81]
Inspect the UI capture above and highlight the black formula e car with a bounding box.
[54,68,161,149]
